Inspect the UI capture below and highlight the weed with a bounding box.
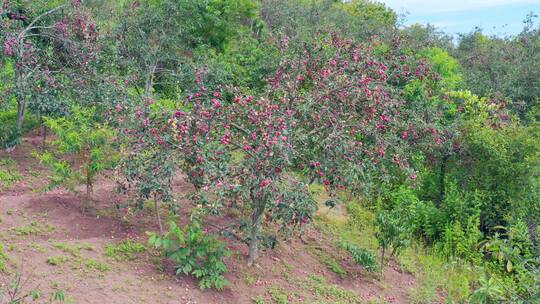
[105,239,145,261]
[244,274,256,286]
[47,256,70,266]
[0,169,22,188]
[252,295,267,304]
[0,158,16,166]
[0,242,9,272]
[0,158,21,189]
[28,242,47,253]
[268,286,290,304]
[77,258,109,272]
[148,221,230,290]
[11,221,55,236]
[52,242,94,257]
[399,244,476,303]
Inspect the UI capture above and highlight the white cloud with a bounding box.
[380,0,540,14]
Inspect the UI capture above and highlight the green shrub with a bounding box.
[341,242,377,272]
[148,221,230,290]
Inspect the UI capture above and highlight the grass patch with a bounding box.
[47,254,109,273]
[0,164,22,188]
[310,247,348,278]
[52,242,94,257]
[0,242,10,272]
[10,221,55,236]
[308,276,362,303]
[268,286,291,304]
[47,256,70,266]
[252,295,268,304]
[399,244,477,303]
[75,257,110,272]
[105,239,145,261]
[282,272,363,304]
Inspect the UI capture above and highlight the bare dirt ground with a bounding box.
[0,132,417,304]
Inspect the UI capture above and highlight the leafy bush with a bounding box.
[148,221,230,290]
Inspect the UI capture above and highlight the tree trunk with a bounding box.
[380,246,386,270]
[16,98,25,131]
[247,192,266,266]
[15,43,25,131]
[144,64,157,99]
[247,211,263,266]
[85,170,93,210]
[154,194,163,234]
[41,123,47,152]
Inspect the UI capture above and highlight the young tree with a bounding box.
[174,34,443,265]
[1,0,99,132]
[170,86,316,265]
[117,97,178,234]
[37,107,117,209]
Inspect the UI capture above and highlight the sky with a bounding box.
[380,0,540,36]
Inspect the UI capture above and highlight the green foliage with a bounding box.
[148,221,230,290]
[206,33,280,91]
[0,111,39,148]
[374,208,410,266]
[480,222,538,299]
[1,0,539,300]
[455,24,540,117]
[36,107,117,199]
[421,47,463,91]
[436,215,483,264]
[341,242,377,272]
[469,275,505,304]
